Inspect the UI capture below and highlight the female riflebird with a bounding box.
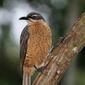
[19,12,52,85]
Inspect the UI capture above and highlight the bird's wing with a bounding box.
[20,26,29,69]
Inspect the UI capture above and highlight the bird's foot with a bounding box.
[34,65,47,74]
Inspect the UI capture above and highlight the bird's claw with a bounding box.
[34,65,46,74]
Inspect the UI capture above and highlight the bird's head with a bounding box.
[19,12,45,22]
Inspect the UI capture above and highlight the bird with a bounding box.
[19,12,52,85]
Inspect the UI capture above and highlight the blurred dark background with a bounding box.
[0,0,85,85]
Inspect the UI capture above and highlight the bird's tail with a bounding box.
[22,72,31,85]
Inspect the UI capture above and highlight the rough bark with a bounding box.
[32,13,85,85]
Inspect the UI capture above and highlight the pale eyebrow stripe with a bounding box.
[32,14,39,17]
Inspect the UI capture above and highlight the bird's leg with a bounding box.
[34,65,47,74]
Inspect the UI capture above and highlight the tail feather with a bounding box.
[22,72,31,85]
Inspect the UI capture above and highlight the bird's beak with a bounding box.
[19,17,28,20]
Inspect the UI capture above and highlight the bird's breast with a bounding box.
[25,22,52,68]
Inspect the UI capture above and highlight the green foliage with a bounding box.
[0,0,4,7]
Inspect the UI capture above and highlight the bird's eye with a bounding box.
[31,15,38,19]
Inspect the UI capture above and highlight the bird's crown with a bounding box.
[27,12,45,20]
[19,12,45,21]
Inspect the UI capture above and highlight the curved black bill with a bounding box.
[19,17,28,20]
